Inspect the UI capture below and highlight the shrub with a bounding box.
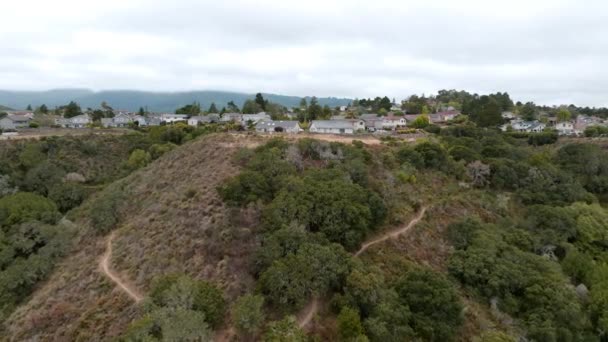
[396,269,463,341]
[232,294,265,337]
[90,186,124,234]
[0,192,59,226]
[262,316,307,342]
[528,131,558,146]
[337,307,367,341]
[409,115,430,129]
[127,149,151,170]
[149,143,177,160]
[423,124,441,134]
[48,182,86,213]
[149,274,226,328]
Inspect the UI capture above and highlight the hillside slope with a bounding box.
[4,134,264,341]
[0,89,352,112]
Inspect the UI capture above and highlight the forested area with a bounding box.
[215,125,608,341]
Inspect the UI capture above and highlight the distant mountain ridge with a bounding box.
[0,89,352,113]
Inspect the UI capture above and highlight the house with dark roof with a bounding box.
[0,114,32,130]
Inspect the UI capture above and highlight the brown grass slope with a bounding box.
[4,134,264,341]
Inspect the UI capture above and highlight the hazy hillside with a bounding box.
[0,89,352,112]
[0,105,13,111]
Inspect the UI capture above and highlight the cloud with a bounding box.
[0,0,607,106]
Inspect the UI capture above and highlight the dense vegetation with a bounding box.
[215,125,608,340]
[4,118,608,340]
[0,126,219,325]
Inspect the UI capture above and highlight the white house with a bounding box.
[255,120,302,134]
[382,115,407,129]
[555,121,575,135]
[502,111,516,120]
[309,120,365,134]
[160,113,188,123]
[429,110,460,123]
[511,120,546,133]
[101,114,148,127]
[56,114,91,128]
[188,114,220,126]
[242,112,271,124]
[220,113,243,123]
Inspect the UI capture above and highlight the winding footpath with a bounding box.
[99,231,143,303]
[297,206,429,329]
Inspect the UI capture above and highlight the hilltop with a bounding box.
[0,89,352,112]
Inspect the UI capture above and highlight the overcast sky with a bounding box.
[1,0,607,106]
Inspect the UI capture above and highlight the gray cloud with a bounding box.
[0,0,607,106]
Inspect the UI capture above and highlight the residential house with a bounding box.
[101,113,148,127]
[309,120,365,134]
[0,117,15,130]
[404,114,421,122]
[339,106,348,112]
[555,121,575,135]
[255,120,302,134]
[501,111,516,120]
[188,114,220,126]
[0,114,32,130]
[56,114,91,128]
[429,110,460,123]
[511,120,546,133]
[242,112,271,124]
[575,115,604,134]
[220,113,244,123]
[160,113,188,123]
[331,115,347,120]
[382,115,407,129]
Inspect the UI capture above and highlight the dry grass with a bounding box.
[4,134,259,341]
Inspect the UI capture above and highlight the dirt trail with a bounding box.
[99,232,143,302]
[297,206,428,329]
[354,206,428,257]
[297,297,319,329]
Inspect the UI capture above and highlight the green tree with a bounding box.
[396,269,463,341]
[64,101,82,118]
[556,107,572,122]
[255,93,267,111]
[175,102,201,115]
[38,104,48,114]
[208,102,218,113]
[242,99,263,114]
[409,115,430,129]
[308,96,322,121]
[262,316,307,342]
[520,102,537,121]
[338,307,367,341]
[232,294,265,337]
[149,274,226,328]
[48,183,86,213]
[227,100,240,112]
[0,192,59,226]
